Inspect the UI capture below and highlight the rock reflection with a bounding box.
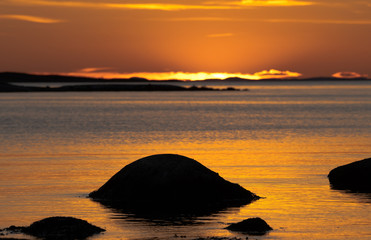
[94,201,245,226]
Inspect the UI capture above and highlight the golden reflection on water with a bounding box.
[1,86,371,239]
[1,133,370,239]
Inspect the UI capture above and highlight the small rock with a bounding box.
[1,216,105,240]
[226,217,272,235]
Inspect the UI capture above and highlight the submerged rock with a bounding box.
[89,154,259,212]
[1,216,105,240]
[328,158,371,193]
[226,217,272,235]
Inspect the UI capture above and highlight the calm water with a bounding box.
[0,81,370,239]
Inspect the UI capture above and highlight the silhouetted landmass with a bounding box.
[0,216,105,240]
[0,72,369,84]
[0,238,28,240]
[89,154,259,215]
[328,158,371,193]
[0,82,239,92]
[221,76,369,82]
[0,82,43,92]
[226,217,273,235]
[0,72,103,82]
[0,72,149,83]
[55,84,209,91]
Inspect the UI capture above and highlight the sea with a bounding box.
[0,80,370,240]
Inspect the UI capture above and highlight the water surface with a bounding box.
[0,81,370,239]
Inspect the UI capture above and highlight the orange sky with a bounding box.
[0,0,370,79]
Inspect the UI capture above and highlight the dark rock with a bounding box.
[0,225,27,237]
[1,216,105,240]
[89,154,259,213]
[226,217,272,235]
[328,158,371,193]
[1,226,26,233]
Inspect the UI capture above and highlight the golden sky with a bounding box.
[0,0,370,79]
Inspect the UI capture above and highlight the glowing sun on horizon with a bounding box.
[59,69,302,81]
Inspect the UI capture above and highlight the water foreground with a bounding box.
[0,81,370,239]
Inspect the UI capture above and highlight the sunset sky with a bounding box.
[0,0,370,80]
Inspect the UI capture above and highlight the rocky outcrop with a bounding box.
[225,217,272,235]
[89,154,259,212]
[328,158,371,192]
[0,216,105,240]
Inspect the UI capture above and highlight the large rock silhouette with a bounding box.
[328,158,371,193]
[89,154,259,212]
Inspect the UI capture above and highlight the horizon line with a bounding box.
[0,71,370,82]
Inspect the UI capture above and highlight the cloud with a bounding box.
[53,68,302,80]
[239,0,313,6]
[158,17,371,25]
[164,17,236,22]
[262,18,371,25]
[332,72,368,79]
[253,69,302,78]
[9,0,315,11]
[106,3,234,10]
[79,67,114,73]
[10,0,237,11]
[0,14,63,23]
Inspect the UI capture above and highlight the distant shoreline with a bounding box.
[0,82,242,92]
[1,72,369,92]
[0,72,370,83]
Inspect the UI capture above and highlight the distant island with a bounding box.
[0,72,242,92]
[0,82,242,92]
[0,72,369,92]
[0,72,369,83]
